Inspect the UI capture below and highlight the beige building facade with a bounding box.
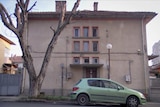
[0,34,15,73]
[25,2,157,96]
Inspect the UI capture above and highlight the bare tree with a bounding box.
[0,0,80,97]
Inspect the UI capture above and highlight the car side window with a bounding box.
[103,80,111,88]
[103,80,120,89]
[109,82,118,89]
[88,80,104,87]
[88,80,96,87]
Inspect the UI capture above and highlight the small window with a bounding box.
[92,57,99,64]
[83,57,89,64]
[83,41,89,52]
[92,27,98,37]
[92,41,98,52]
[83,27,89,37]
[74,27,80,37]
[73,57,80,64]
[74,41,80,52]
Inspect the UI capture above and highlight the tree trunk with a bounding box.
[0,0,81,97]
[29,77,42,97]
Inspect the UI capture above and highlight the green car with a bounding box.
[70,78,146,107]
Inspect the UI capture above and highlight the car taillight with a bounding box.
[72,87,79,91]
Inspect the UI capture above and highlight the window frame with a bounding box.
[73,57,80,64]
[92,41,98,52]
[92,27,98,37]
[83,57,89,64]
[73,41,80,52]
[74,27,80,37]
[83,41,89,52]
[92,57,99,64]
[83,27,89,37]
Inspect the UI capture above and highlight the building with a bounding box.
[152,40,160,65]
[0,34,15,73]
[25,1,157,96]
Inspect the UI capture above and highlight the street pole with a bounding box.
[106,43,112,79]
[61,63,64,96]
[108,48,111,79]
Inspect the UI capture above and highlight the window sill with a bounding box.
[72,51,100,54]
[72,37,100,39]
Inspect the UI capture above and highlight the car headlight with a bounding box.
[140,93,146,99]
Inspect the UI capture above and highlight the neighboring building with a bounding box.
[10,55,24,73]
[150,41,160,77]
[152,40,160,65]
[25,1,157,96]
[0,34,15,73]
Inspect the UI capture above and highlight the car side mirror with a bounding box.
[117,86,121,90]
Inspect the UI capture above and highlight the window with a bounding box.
[74,27,80,37]
[92,57,99,64]
[83,41,89,52]
[103,80,124,90]
[73,57,80,64]
[83,27,89,37]
[92,27,98,37]
[74,41,80,52]
[88,80,104,87]
[93,41,98,52]
[83,57,89,64]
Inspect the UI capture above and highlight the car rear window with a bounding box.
[75,79,82,85]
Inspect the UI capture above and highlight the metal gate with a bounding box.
[0,74,22,96]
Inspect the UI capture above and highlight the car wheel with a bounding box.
[126,96,139,107]
[77,94,89,106]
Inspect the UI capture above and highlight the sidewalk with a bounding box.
[0,96,25,102]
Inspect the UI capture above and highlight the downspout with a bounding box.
[141,15,149,96]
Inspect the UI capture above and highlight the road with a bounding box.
[0,102,160,107]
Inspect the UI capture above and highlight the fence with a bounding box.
[0,73,22,96]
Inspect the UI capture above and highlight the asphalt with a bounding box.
[0,96,160,106]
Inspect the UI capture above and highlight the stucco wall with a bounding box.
[0,39,12,73]
[25,17,149,95]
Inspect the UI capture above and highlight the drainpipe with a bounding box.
[141,15,149,96]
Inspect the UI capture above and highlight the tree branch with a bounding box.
[38,0,81,81]
[0,3,17,33]
[27,1,37,12]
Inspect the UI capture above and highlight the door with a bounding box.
[88,80,110,102]
[88,79,126,103]
[102,80,126,103]
[85,68,97,78]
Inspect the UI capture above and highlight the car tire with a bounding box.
[77,94,89,106]
[126,96,139,107]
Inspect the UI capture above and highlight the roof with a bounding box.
[28,10,157,23]
[10,56,23,63]
[148,55,159,60]
[0,34,15,45]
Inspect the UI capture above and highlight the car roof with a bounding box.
[80,78,126,88]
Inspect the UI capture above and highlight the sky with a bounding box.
[0,0,160,56]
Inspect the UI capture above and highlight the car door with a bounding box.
[103,80,126,103]
[88,80,110,102]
